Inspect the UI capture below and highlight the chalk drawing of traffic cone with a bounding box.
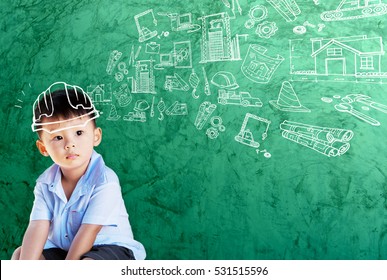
[269,81,310,112]
[107,105,121,121]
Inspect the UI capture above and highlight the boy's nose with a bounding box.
[65,142,76,150]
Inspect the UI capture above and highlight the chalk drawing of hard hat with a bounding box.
[210,71,239,90]
[31,81,99,133]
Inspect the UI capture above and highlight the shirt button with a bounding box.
[65,234,68,238]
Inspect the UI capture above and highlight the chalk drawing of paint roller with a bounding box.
[341,94,387,114]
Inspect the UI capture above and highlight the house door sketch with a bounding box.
[326,58,346,75]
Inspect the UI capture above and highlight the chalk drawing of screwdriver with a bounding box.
[334,103,380,126]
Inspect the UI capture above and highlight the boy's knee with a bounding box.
[11,246,21,260]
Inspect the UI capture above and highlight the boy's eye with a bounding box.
[53,136,63,141]
[76,130,84,136]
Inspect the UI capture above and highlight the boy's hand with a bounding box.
[20,220,50,260]
[65,224,102,260]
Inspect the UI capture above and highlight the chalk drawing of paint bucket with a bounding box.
[241,44,284,84]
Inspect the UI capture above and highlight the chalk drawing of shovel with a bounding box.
[334,103,380,126]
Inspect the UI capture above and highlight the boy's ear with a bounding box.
[36,140,49,157]
[93,127,102,147]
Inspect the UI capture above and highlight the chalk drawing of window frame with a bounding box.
[289,35,387,83]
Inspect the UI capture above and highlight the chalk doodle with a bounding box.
[289,35,387,83]
[164,73,190,92]
[280,120,354,157]
[87,84,112,104]
[189,69,200,99]
[241,44,285,84]
[199,12,247,63]
[244,5,268,29]
[269,81,310,112]
[106,105,121,121]
[145,42,160,54]
[255,21,278,39]
[211,71,263,107]
[321,0,387,22]
[235,113,271,149]
[106,50,122,75]
[206,116,226,140]
[134,9,158,42]
[165,101,188,116]
[14,90,26,109]
[113,83,132,107]
[195,101,217,130]
[174,41,192,68]
[158,12,201,33]
[128,59,156,94]
[266,0,301,22]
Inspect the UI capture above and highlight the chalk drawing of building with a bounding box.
[289,35,387,83]
[129,59,156,94]
[199,12,246,63]
[87,84,112,103]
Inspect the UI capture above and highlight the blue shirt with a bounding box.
[30,150,146,260]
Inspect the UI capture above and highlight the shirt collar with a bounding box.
[37,150,107,194]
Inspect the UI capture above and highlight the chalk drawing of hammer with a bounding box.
[341,94,387,114]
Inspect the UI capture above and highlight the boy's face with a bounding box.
[36,115,102,175]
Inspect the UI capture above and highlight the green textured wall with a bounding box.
[1,0,387,259]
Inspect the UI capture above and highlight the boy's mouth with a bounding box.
[66,153,79,160]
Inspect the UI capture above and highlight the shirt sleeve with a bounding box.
[81,182,125,226]
[30,182,53,221]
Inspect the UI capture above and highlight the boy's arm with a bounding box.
[65,224,103,260]
[19,220,50,260]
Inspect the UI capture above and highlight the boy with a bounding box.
[11,82,146,260]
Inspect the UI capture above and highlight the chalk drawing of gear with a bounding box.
[245,5,268,29]
[255,21,278,39]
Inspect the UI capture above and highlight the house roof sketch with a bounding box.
[311,36,384,57]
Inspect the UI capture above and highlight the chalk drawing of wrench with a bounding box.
[335,103,380,126]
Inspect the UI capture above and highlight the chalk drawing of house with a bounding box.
[290,35,387,83]
[87,84,112,103]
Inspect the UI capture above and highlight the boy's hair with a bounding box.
[32,82,99,134]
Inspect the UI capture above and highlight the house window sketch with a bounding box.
[327,48,343,56]
[360,56,374,69]
[289,35,387,83]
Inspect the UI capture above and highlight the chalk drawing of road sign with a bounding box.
[280,120,354,157]
[321,0,387,22]
[235,113,271,148]
[241,44,284,84]
[199,12,247,63]
[266,0,301,22]
[289,35,387,83]
[269,81,310,112]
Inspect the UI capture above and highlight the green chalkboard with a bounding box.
[1,0,387,259]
